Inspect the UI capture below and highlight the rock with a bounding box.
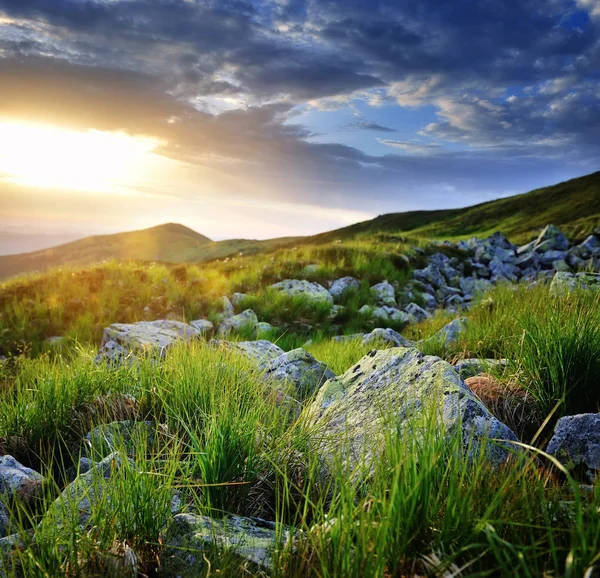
[454,358,507,379]
[256,321,275,334]
[44,336,65,347]
[0,501,9,538]
[533,225,569,252]
[190,319,214,335]
[361,328,413,348]
[161,513,291,576]
[550,272,600,294]
[303,263,320,275]
[489,258,519,283]
[445,294,465,309]
[552,259,570,272]
[328,276,360,302]
[328,305,346,320]
[231,293,249,308]
[516,251,540,270]
[216,309,259,337]
[421,291,438,309]
[305,347,519,475]
[577,235,600,257]
[95,340,131,365]
[215,296,235,319]
[567,253,586,270]
[404,302,429,323]
[370,281,397,307]
[84,421,160,458]
[370,306,410,325]
[459,277,492,298]
[0,456,44,503]
[264,349,335,400]
[539,250,569,267]
[271,279,333,305]
[546,414,600,482]
[209,340,285,364]
[95,320,200,363]
[422,318,469,347]
[414,265,446,289]
[517,240,536,255]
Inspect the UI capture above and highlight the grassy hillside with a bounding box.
[310,171,600,244]
[0,223,300,280]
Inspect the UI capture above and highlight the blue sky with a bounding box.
[0,0,599,239]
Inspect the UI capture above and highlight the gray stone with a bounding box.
[95,340,132,365]
[370,281,397,307]
[539,250,569,267]
[546,414,600,482]
[0,456,44,503]
[328,276,360,302]
[95,320,200,363]
[209,340,285,364]
[231,293,249,308]
[489,258,519,283]
[190,319,214,335]
[414,265,446,289]
[533,225,569,252]
[305,348,519,475]
[370,306,410,325]
[578,235,600,257]
[328,305,346,320]
[215,296,235,319]
[264,349,335,400]
[517,240,536,255]
[84,421,160,458]
[516,251,540,270]
[271,279,333,305]
[552,259,570,272]
[421,291,438,309]
[454,358,507,379]
[161,513,291,576]
[404,302,429,323]
[303,263,320,275]
[256,321,275,334]
[216,309,259,337]
[0,501,9,538]
[550,272,600,294]
[361,328,413,348]
[423,318,469,347]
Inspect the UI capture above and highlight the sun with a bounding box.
[0,121,165,194]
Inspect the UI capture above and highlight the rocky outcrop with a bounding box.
[95,320,200,363]
[271,279,333,305]
[546,414,600,482]
[328,276,360,302]
[305,347,519,476]
[263,348,335,400]
[162,513,291,576]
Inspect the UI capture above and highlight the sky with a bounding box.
[0,0,599,242]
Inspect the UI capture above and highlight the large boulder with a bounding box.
[328,277,360,302]
[0,456,44,503]
[546,414,600,482]
[533,225,569,252]
[264,349,335,400]
[161,513,291,576]
[216,309,259,337]
[305,348,519,475]
[370,281,397,307]
[271,280,333,305]
[209,340,284,364]
[550,272,600,294]
[95,320,200,363]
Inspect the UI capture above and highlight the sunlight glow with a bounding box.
[0,121,165,194]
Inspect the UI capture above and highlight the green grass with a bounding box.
[1,342,599,577]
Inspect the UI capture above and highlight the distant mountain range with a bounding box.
[1,171,599,281]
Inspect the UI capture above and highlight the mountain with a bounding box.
[309,171,600,245]
[0,223,300,280]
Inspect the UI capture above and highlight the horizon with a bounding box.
[1,0,599,244]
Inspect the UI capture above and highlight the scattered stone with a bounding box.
[271,279,333,305]
[256,321,275,334]
[264,349,335,400]
[215,296,235,319]
[209,340,285,364]
[577,235,600,257]
[305,347,519,475]
[231,293,249,308]
[404,302,429,323]
[84,420,161,459]
[162,513,291,576]
[328,305,346,320]
[216,309,259,337]
[328,277,360,302]
[533,225,569,252]
[303,263,320,275]
[550,272,600,294]
[546,414,600,482]
[0,501,9,538]
[370,306,410,325]
[552,259,570,272]
[190,319,214,335]
[0,456,44,503]
[539,250,569,267]
[421,317,469,347]
[361,328,413,348]
[370,281,397,307]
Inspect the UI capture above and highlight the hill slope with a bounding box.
[309,171,600,244]
[0,223,300,280]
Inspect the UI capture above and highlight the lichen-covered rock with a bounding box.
[370,306,410,325]
[209,339,284,364]
[95,320,200,363]
[161,513,291,576]
[0,456,44,503]
[190,319,214,335]
[304,348,519,475]
[271,279,333,305]
[546,414,600,482]
[216,309,259,337]
[264,349,335,400]
[404,303,429,323]
[454,358,507,379]
[370,281,397,307]
[328,276,360,302]
[550,272,600,294]
[533,225,569,252]
[361,328,413,348]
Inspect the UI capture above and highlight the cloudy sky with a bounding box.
[0,0,599,242]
